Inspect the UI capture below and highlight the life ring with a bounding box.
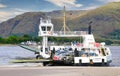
[48,31,52,35]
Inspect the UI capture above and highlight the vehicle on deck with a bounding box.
[53,48,74,64]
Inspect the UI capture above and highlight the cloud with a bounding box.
[82,6,99,10]
[0,8,32,23]
[0,8,30,23]
[0,11,13,22]
[13,8,29,15]
[45,0,82,8]
[98,0,120,2]
[0,3,7,8]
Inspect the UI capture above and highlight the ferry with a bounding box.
[20,6,112,66]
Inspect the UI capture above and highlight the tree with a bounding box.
[5,35,20,44]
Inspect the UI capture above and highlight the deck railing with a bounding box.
[54,31,88,35]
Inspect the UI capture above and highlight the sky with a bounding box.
[0,0,120,22]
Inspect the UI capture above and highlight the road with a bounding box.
[0,66,120,76]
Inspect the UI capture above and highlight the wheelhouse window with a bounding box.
[47,26,51,31]
[41,26,46,31]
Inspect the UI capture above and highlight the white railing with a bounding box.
[54,31,88,35]
[39,31,88,37]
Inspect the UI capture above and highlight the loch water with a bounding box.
[0,45,120,67]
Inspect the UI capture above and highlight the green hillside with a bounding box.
[67,2,120,37]
[0,2,120,41]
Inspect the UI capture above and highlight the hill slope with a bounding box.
[67,2,120,37]
[0,10,82,37]
[0,2,120,38]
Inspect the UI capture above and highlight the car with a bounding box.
[53,49,74,64]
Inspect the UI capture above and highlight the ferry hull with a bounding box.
[74,56,112,66]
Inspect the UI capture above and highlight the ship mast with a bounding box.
[62,6,71,35]
[63,6,66,34]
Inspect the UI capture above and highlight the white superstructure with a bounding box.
[38,17,54,58]
[37,6,112,65]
